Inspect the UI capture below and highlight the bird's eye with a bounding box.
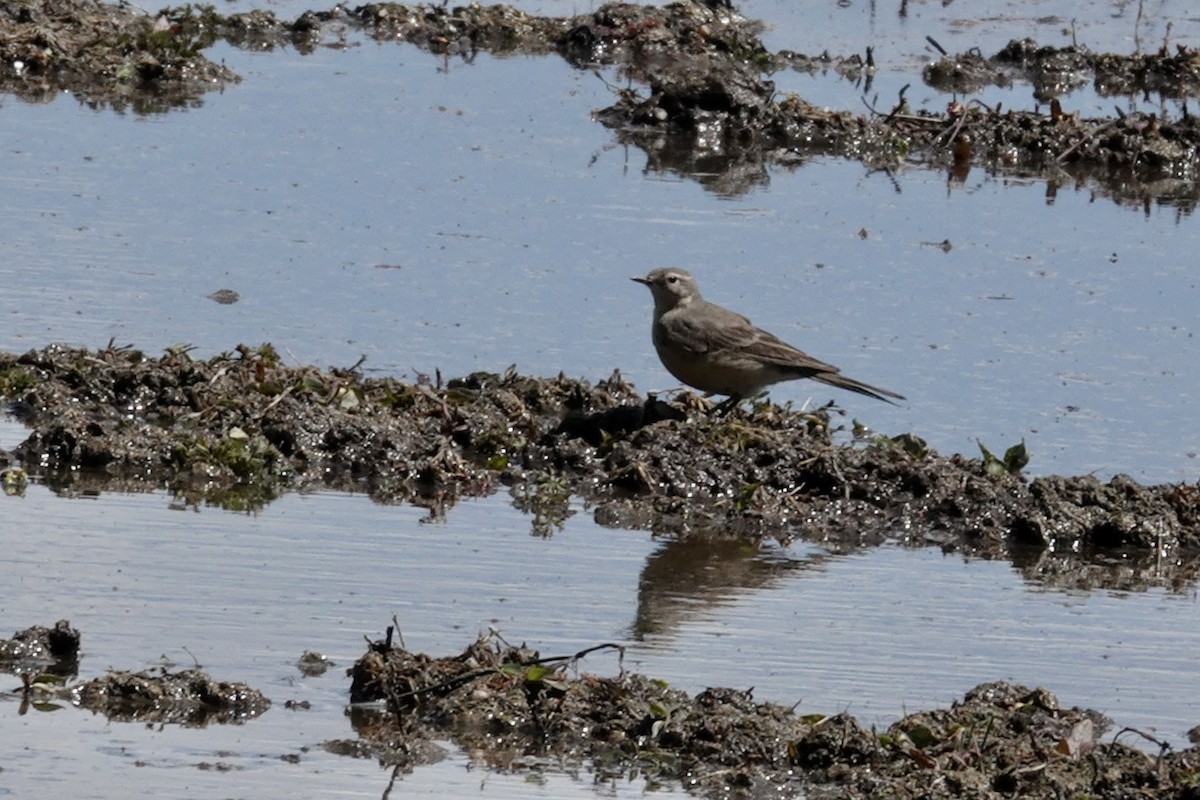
[667,276,677,284]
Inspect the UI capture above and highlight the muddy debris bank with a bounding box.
[69,667,270,724]
[0,0,237,112]
[0,620,80,679]
[924,37,1200,102]
[6,0,1200,201]
[343,630,1197,799]
[4,344,1200,590]
[1,620,268,724]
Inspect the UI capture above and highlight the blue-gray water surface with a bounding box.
[3,1,1200,797]
[3,477,1199,799]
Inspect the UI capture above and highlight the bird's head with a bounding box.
[632,268,701,311]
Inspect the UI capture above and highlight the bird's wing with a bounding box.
[681,302,841,374]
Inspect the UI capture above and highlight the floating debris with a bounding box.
[207,289,240,305]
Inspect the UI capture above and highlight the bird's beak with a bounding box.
[631,276,650,285]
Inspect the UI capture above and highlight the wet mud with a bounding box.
[3,343,1200,597]
[344,628,1197,800]
[4,0,1200,202]
[0,619,80,677]
[0,0,237,113]
[1,621,269,723]
[70,668,270,724]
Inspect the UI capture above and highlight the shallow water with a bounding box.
[0,484,678,797]
[3,1,1200,796]
[3,482,1199,798]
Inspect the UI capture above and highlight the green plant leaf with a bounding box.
[1003,439,1029,473]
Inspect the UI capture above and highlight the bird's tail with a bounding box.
[813,372,905,405]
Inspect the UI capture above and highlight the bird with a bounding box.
[632,267,904,408]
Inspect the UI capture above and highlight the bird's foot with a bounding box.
[663,390,714,413]
[710,391,774,418]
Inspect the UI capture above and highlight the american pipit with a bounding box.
[632,267,904,406]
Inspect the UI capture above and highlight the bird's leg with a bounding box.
[712,394,743,416]
[746,389,770,407]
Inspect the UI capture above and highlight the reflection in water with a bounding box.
[1009,541,1200,594]
[631,535,820,641]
